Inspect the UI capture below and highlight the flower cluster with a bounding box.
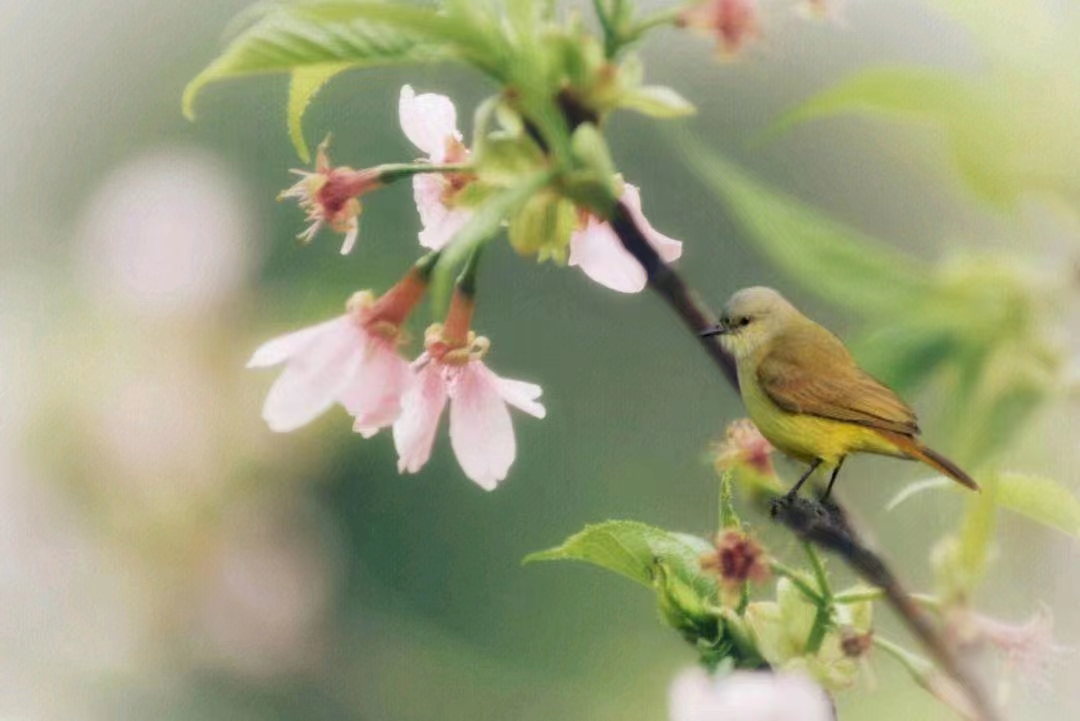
[256,84,685,487]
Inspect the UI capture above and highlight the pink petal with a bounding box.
[568,219,649,293]
[448,362,516,490]
[399,85,461,162]
[621,183,683,263]
[412,175,473,250]
[494,376,546,419]
[393,363,449,474]
[260,320,364,432]
[340,338,412,436]
[246,316,347,368]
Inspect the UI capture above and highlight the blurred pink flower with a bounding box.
[678,0,761,58]
[568,184,683,293]
[950,604,1067,689]
[399,85,476,250]
[393,306,545,490]
[279,138,382,254]
[669,668,833,721]
[714,418,776,476]
[248,273,426,434]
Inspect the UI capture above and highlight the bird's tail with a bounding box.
[886,434,979,491]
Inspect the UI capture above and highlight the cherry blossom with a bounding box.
[393,301,545,489]
[279,138,382,254]
[713,418,776,476]
[678,0,761,58]
[568,184,683,293]
[668,667,832,721]
[248,274,425,434]
[399,85,477,250]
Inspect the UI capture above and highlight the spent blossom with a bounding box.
[279,137,382,254]
[678,0,761,58]
[247,272,425,434]
[394,292,545,490]
[713,418,775,476]
[399,85,477,250]
[668,667,833,721]
[701,529,771,589]
[569,183,683,293]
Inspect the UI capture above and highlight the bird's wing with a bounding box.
[756,325,920,435]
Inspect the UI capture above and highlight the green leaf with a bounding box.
[524,520,715,596]
[430,170,555,312]
[620,85,696,118]
[287,63,350,162]
[770,67,1080,208]
[995,471,1080,537]
[674,132,932,314]
[183,4,446,120]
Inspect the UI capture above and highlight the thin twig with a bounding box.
[606,199,1002,721]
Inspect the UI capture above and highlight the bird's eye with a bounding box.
[738,316,751,327]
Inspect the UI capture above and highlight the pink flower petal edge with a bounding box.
[399,85,461,163]
[569,184,683,293]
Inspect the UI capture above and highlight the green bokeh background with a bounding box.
[1,1,1077,719]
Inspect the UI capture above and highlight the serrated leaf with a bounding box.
[288,63,350,162]
[995,471,1080,537]
[524,520,715,597]
[620,85,696,118]
[675,132,932,314]
[184,4,446,120]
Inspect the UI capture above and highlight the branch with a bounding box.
[607,200,1003,721]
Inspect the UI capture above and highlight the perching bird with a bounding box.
[702,286,978,500]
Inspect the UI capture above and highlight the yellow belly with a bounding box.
[741,373,903,467]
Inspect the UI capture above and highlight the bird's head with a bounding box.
[701,286,798,359]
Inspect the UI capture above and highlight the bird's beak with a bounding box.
[700,325,728,338]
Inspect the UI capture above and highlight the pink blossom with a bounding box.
[678,0,760,58]
[399,85,477,250]
[568,184,683,293]
[950,605,1068,689]
[393,329,545,490]
[714,418,776,476]
[279,138,382,254]
[669,668,832,721]
[248,286,419,434]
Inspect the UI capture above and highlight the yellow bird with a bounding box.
[702,287,979,500]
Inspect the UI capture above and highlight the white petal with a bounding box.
[494,376,546,419]
[418,206,473,251]
[448,362,516,490]
[340,339,412,429]
[260,321,364,432]
[339,223,359,255]
[399,84,461,162]
[568,219,648,293]
[621,183,683,262]
[393,364,448,474]
[247,316,346,368]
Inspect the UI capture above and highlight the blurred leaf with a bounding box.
[620,85,697,118]
[287,63,350,162]
[524,520,715,597]
[772,66,1080,207]
[886,477,951,512]
[675,132,933,314]
[995,471,1080,537]
[184,4,446,119]
[431,170,555,312]
[851,325,961,394]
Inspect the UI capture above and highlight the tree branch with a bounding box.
[607,200,1002,721]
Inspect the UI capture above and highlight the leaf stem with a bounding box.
[378,162,473,183]
[769,561,823,605]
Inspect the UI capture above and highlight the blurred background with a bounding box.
[1,0,1078,719]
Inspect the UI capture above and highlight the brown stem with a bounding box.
[606,200,1002,721]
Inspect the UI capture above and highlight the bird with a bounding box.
[701,286,978,501]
